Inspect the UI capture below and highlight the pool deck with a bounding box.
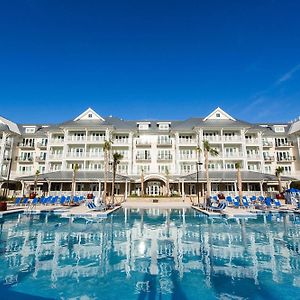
[122,201,191,209]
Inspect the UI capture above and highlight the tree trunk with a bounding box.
[111,164,116,206]
[205,150,210,207]
[237,168,243,205]
[104,150,108,206]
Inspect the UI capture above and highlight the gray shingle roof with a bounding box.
[17,171,130,182]
[181,171,295,182]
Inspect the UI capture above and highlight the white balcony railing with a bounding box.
[223,152,244,158]
[67,136,86,142]
[245,138,259,144]
[49,139,64,144]
[48,154,63,160]
[178,139,197,144]
[86,136,105,143]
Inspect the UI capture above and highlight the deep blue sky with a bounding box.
[0,0,300,124]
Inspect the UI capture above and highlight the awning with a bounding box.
[17,171,130,183]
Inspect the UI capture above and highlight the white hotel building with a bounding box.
[0,107,300,198]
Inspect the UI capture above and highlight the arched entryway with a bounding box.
[144,174,167,196]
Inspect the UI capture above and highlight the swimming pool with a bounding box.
[0,209,299,299]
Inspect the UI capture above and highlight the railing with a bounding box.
[86,136,105,142]
[68,136,86,142]
[136,155,151,161]
[222,136,242,142]
[48,154,63,159]
[37,142,48,148]
[245,138,259,144]
[223,152,244,158]
[179,155,197,160]
[157,155,173,161]
[66,152,86,158]
[18,157,34,162]
[35,156,46,162]
[114,139,129,144]
[277,156,296,162]
[247,154,261,160]
[18,143,35,148]
[275,142,293,147]
[264,156,275,162]
[136,140,151,146]
[49,139,64,144]
[204,136,222,142]
[263,141,273,147]
[157,140,172,145]
[86,152,104,159]
[178,139,197,144]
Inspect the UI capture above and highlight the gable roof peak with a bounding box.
[74,108,105,122]
[203,107,236,121]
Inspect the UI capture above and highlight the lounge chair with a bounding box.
[30,197,39,207]
[242,197,250,208]
[226,196,233,205]
[87,201,106,211]
[274,198,282,208]
[43,196,52,205]
[59,196,66,205]
[265,197,272,208]
[50,196,58,205]
[233,197,240,208]
[208,202,227,212]
[14,197,22,206]
[22,198,29,206]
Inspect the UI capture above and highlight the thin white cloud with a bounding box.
[276,63,300,85]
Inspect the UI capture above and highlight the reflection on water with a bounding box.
[0,209,300,299]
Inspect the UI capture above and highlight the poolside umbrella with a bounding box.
[140,169,144,196]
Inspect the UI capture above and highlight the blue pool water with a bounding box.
[0,209,300,300]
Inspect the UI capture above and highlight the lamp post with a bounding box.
[196,161,203,207]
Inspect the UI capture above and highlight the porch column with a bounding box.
[98,179,102,198]
[201,182,204,197]
[234,181,237,194]
[178,181,181,195]
[259,181,264,195]
[125,179,128,200]
[47,180,51,196]
[181,180,185,200]
[21,180,25,196]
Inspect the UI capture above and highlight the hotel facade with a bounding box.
[0,107,300,198]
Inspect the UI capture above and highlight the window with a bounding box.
[25,127,35,133]
[216,113,221,118]
[274,126,285,132]
[158,123,170,130]
[88,113,93,118]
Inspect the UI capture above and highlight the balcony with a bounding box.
[263,141,273,147]
[35,156,46,163]
[18,156,34,163]
[204,136,222,143]
[247,154,261,160]
[48,154,63,160]
[157,154,173,161]
[179,155,197,160]
[178,139,197,145]
[136,155,151,161]
[18,142,35,149]
[67,136,86,143]
[86,136,105,143]
[223,136,242,143]
[223,152,244,159]
[49,138,64,145]
[275,142,293,148]
[37,142,48,149]
[113,139,129,145]
[245,138,259,145]
[277,156,296,162]
[86,152,104,159]
[264,156,275,162]
[135,140,151,147]
[66,152,86,159]
[157,139,172,147]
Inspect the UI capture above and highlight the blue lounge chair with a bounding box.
[258,196,265,202]
[208,202,227,212]
[226,196,233,204]
[87,201,105,211]
[22,198,29,206]
[31,197,38,206]
[274,198,282,208]
[50,196,58,205]
[233,197,240,208]
[59,196,66,205]
[14,197,22,206]
[39,196,45,204]
[250,195,257,202]
[242,197,250,208]
[43,196,52,205]
[265,197,272,208]
[66,196,71,204]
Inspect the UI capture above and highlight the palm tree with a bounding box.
[235,162,243,205]
[71,163,79,205]
[275,166,284,194]
[103,139,112,205]
[203,140,219,206]
[34,170,40,195]
[111,152,123,206]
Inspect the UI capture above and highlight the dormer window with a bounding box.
[157,122,171,130]
[25,127,35,133]
[138,122,150,130]
[274,126,284,132]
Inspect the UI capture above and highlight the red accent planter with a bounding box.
[87,193,93,199]
[0,202,7,211]
[29,192,36,199]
